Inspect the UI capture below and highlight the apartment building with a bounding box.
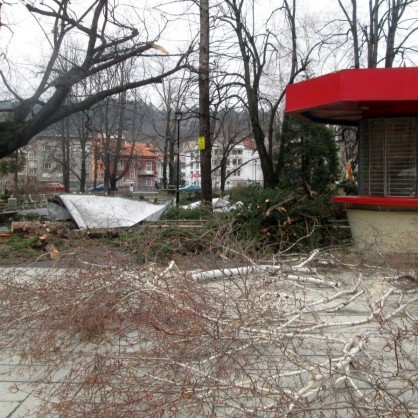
[182,137,263,190]
[3,133,263,194]
[5,135,161,192]
[112,143,159,191]
[16,134,91,191]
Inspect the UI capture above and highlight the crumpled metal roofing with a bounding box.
[56,194,169,229]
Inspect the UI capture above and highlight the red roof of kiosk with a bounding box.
[286,67,418,125]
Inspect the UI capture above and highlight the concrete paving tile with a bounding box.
[9,393,46,418]
[0,381,32,402]
[0,365,46,384]
[0,401,24,417]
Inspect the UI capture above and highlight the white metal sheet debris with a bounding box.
[58,194,169,229]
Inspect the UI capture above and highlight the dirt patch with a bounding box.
[1,221,418,289]
[0,223,248,271]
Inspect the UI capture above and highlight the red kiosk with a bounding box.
[286,67,418,253]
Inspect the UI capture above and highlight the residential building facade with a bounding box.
[116,143,159,191]
[182,137,263,191]
[2,133,263,194]
[3,135,161,193]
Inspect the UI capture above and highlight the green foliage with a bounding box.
[108,226,210,264]
[0,233,39,262]
[162,207,205,220]
[231,184,340,251]
[279,117,340,195]
[0,151,26,177]
[231,184,288,241]
[337,179,358,195]
[5,234,38,250]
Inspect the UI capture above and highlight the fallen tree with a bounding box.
[0,249,416,417]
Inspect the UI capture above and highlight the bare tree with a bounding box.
[336,0,418,68]
[327,0,418,182]
[58,114,71,192]
[0,0,191,159]
[49,46,96,193]
[71,110,94,193]
[92,99,130,192]
[146,69,194,189]
[86,58,158,192]
[210,105,252,194]
[216,0,316,189]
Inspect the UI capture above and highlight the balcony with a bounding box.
[138,169,154,176]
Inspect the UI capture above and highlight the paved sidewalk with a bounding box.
[0,353,47,417]
[0,268,75,417]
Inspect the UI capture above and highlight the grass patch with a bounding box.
[107,225,211,264]
[0,233,40,261]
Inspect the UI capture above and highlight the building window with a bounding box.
[232,159,242,166]
[145,179,153,187]
[130,167,135,178]
[146,161,152,171]
[118,161,124,170]
[28,168,37,175]
[359,117,418,196]
[42,162,52,169]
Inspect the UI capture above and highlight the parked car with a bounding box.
[90,184,105,192]
[179,184,201,192]
[45,182,65,192]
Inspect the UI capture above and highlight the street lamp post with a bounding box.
[175,111,182,206]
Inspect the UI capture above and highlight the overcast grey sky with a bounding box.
[1,0,416,99]
[2,0,341,63]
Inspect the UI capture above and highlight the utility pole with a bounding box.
[199,0,212,208]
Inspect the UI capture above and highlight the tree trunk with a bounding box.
[251,117,277,188]
[351,0,360,68]
[80,142,87,192]
[163,110,172,189]
[337,0,361,68]
[60,117,71,192]
[385,0,400,68]
[368,0,380,67]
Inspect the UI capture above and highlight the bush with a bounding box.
[162,206,206,220]
[231,184,340,251]
[107,224,212,264]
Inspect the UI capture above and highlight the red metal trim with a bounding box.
[332,195,418,207]
[285,68,418,125]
